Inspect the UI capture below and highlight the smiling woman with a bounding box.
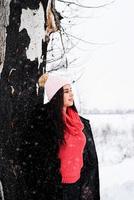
[19,72,100,200]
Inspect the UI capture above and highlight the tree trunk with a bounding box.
[0,0,61,199]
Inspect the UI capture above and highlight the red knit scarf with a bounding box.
[63,107,84,136]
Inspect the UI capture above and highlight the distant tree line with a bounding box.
[81,108,134,115]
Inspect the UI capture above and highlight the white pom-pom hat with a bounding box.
[38,73,71,101]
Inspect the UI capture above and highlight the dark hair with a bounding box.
[44,86,78,145]
[47,87,65,144]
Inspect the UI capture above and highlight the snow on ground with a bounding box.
[100,158,134,200]
[84,113,134,164]
[81,113,134,200]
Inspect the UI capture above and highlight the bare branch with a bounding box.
[63,32,113,46]
[57,0,116,9]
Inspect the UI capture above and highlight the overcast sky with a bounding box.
[61,0,134,110]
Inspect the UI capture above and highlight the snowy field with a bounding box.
[82,113,134,200]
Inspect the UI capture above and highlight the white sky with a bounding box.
[61,0,134,110]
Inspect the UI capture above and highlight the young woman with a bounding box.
[20,73,100,200]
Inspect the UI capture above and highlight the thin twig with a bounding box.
[64,32,114,46]
[58,0,116,9]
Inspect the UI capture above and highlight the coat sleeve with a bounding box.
[80,116,100,200]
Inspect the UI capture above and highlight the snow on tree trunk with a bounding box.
[0,0,10,73]
[0,0,61,199]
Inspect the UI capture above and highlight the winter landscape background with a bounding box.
[81,113,134,200]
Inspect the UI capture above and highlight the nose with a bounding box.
[69,90,73,97]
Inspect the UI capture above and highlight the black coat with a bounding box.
[80,116,100,200]
[18,105,100,200]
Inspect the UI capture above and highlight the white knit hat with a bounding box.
[38,73,71,101]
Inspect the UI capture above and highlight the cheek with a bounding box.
[63,95,73,107]
[63,94,70,106]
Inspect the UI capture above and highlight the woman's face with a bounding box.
[63,84,74,108]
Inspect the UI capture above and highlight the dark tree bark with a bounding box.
[0,0,61,199]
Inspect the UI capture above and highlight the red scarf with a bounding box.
[63,107,84,136]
